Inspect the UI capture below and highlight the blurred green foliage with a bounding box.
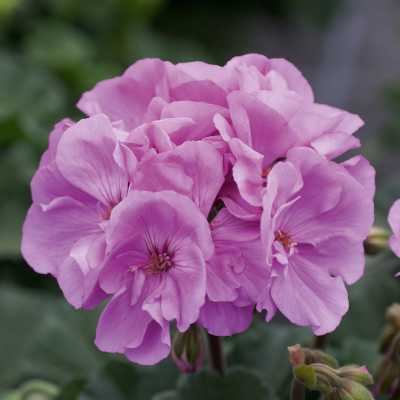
[382,82,400,149]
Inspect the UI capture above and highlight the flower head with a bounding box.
[257,147,374,334]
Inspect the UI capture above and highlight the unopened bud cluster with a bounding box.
[289,344,374,400]
[373,303,400,397]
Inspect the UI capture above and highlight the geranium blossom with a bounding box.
[94,190,213,364]
[257,147,374,334]
[20,53,376,366]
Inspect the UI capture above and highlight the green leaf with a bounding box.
[331,257,400,343]
[228,318,312,395]
[76,358,181,400]
[55,378,88,400]
[151,391,178,400]
[152,367,278,400]
[0,284,112,392]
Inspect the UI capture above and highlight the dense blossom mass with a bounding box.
[22,54,375,365]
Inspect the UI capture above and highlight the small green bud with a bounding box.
[288,344,339,369]
[303,348,340,369]
[171,323,204,374]
[378,325,397,353]
[372,358,399,396]
[385,303,400,330]
[338,366,374,386]
[10,380,60,400]
[363,226,391,255]
[336,380,374,400]
[289,345,374,400]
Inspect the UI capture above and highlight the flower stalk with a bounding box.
[207,333,227,376]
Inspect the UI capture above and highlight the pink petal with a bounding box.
[58,256,109,309]
[39,118,75,167]
[106,191,214,261]
[77,77,153,130]
[227,91,299,165]
[225,54,270,74]
[252,90,304,123]
[205,248,241,303]
[161,101,230,145]
[176,61,239,91]
[170,79,228,107]
[132,141,224,217]
[95,281,154,354]
[124,320,171,365]
[56,114,128,207]
[31,161,96,205]
[341,155,376,198]
[160,244,206,331]
[270,255,349,335]
[269,58,314,103]
[197,296,253,336]
[311,132,361,160]
[210,208,260,242]
[21,197,101,277]
[232,156,264,207]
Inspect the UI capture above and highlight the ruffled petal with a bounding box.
[341,155,376,198]
[227,91,299,165]
[161,244,206,331]
[161,101,230,145]
[57,114,128,207]
[21,197,101,277]
[270,255,348,335]
[197,296,253,336]
[77,76,154,130]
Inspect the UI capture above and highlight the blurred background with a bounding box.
[0,0,400,399]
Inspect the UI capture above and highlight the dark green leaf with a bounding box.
[76,358,181,400]
[152,367,278,400]
[228,319,312,395]
[55,378,88,400]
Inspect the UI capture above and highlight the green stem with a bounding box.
[313,333,330,350]
[391,386,400,400]
[207,333,227,376]
[290,378,305,400]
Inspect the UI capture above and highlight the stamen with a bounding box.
[262,166,272,179]
[275,228,297,248]
[145,252,172,275]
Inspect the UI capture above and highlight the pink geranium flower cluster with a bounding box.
[21,54,375,365]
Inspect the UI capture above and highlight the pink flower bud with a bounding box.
[171,324,204,374]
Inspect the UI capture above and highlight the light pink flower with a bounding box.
[388,199,400,276]
[94,190,213,365]
[21,114,134,308]
[257,147,374,335]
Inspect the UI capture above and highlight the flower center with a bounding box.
[261,166,271,187]
[99,203,116,222]
[275,229,297,248]
[145,252,171,275]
